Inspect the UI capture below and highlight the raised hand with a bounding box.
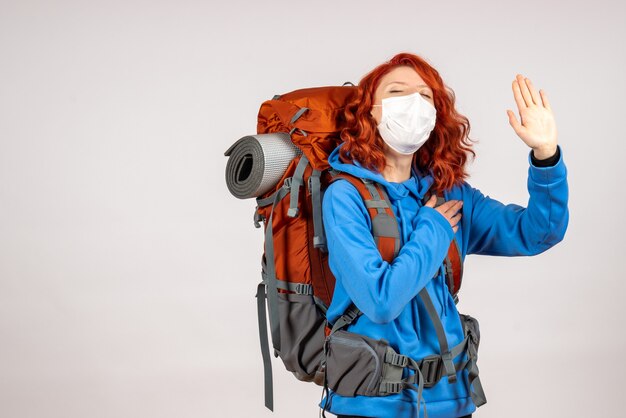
[507,74,558,159]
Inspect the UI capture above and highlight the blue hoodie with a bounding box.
[318,143,569,418]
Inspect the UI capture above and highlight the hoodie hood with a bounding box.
[327,142,435,202]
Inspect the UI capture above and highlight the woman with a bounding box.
[318,53,568,418]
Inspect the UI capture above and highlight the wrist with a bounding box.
[533,145,558,160]
[415,206,455,241]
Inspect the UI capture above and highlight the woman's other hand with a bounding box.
[507,74,558,159]
[424,194,463,234]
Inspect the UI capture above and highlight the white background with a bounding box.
[1,0,624,417]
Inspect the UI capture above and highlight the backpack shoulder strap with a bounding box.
[329,172,400,263]
[325,171,401,336]
[421,188,463,302]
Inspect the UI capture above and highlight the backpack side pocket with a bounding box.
[324,329,389,397]
[276,292,326,382]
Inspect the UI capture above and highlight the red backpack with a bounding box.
[224,84,476,413]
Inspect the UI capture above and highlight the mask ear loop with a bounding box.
[369,106,382,127]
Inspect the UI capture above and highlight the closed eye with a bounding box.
[389,90,431,98]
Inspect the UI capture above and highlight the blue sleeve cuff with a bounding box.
[417,205,455,241]
[531,146,560,167]
[528,144,567,185]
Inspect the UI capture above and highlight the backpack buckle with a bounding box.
[289,127,308,137]
[253,209,264,228]
[283,177,293,189]
[294,283,313,295]
[381,381,403,394]
[384,351,409,368]
[344,305,360,322]
[419,355,442,388]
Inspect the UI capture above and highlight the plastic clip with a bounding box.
[420,355,442,387]
[253,208,263,229]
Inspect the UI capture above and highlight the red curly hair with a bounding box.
[339,52,478,194]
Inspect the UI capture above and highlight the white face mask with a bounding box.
[372,91,437,155]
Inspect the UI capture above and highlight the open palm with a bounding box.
[507,74,558,158]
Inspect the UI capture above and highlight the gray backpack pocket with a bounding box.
[459,313,480,348]
[276,292,326,382]
[324,329,389,397]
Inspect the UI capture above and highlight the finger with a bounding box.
[512,79,526,111]
[440,201,463,218]
[507,109,524,133]
[425,194,437,207]
[516,74,534,107]
[524,77,542,106]
[539,89,552,111]
[450,212,462,225]
[437,199,459,212]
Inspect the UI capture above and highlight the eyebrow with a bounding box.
[385,81,432,90]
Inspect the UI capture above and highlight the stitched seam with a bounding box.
[541,166,553,244]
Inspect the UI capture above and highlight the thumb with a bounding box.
[507,109,524,135]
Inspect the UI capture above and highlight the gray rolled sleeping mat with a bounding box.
[224,132,302,199]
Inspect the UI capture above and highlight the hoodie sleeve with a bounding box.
[466,144,569,256]
[322,179,455,324]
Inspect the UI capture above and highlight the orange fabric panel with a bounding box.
[257,86,357,170]
[447,240,463,296]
